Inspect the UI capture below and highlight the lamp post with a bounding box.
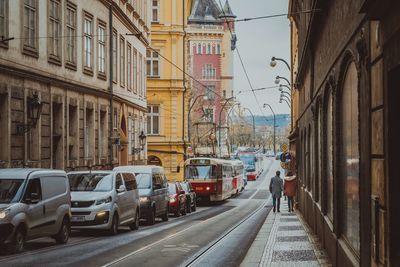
[280,94,291,103]
[279,84,291,92]
[187,94,208,146]
[280,90,291,98]
[270,56,291,71]
[241,107,256,147]
[17,92,43,135]
[218,97,235,157]
[263,103,276,156]
[279,98,291,108]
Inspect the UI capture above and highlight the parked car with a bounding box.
[114,166,169,225]
[0,169,71,253]
[67,170,140,234]
[180,181,196,213]
[168,182,187,217]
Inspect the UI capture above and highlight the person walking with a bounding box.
[269,170,283,212]
[284,172,297,212]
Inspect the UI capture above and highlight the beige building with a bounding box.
[0,0,150,170]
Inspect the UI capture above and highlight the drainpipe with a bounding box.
[108,4,114,168]
[182,0,187,161]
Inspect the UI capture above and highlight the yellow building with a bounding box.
[146,0,192,181]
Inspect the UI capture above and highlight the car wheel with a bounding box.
[147,208,156,225]
[161,205,169,222]
[186,202,192,214]
[109,214,119,235]
[11,227,25,253]
[192,201,197,212]
[54,217,70,244]
[129,210,140,230]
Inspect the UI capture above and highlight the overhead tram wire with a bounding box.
[217,0,274,126]
[234,9,320,23]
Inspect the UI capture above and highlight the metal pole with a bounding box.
[271,56,291,71]
[108,5,114,167]
[218,97,235,157]
[263,104,276,156]
[187,94,207,145]
[242,107,255,147]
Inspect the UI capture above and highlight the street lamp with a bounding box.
[263,103,276,156]
[132,130,147,154]
[188,94,208,145]
[279,98,291,108]
[280,90,291,98]
[275,75,291,86]
[17,92,43,135]
[280,93,291,102]
[218,97,235,157]
[279,84,291,92]
[241,107,256,147]
[270,56,291,71]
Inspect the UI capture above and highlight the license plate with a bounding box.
[196,187,203,191]
[71,216,85,222]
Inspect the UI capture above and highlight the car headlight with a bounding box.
[169,197,176,203]
[95,196,112,205]
[0,209,10,219]
[140,197,150,203]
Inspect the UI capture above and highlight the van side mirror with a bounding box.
[27,192,40,204]
[153,183,162,190]
[117,185,126,193]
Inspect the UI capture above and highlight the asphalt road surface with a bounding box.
[0,157,279,267]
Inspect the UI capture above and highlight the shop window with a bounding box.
[326,93,334,221]
[52,102,63,169]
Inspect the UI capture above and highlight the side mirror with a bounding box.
[179,190,185,195]
[27,192,40,204]
[117,185,126,193]
[153,184,162,190]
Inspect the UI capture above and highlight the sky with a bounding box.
[227,0,291,116]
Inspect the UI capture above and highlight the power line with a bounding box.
[234,9,320,22]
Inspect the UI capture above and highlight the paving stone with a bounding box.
[276,230,307,236]
[280,213,297,216]
[272,250,316,262]
[270,261,320,267]
[278,225,304,231]
[276,236,308,242]
[280,218,300,222]
[274,241,313,251]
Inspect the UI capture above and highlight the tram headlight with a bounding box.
[206,186,210,191]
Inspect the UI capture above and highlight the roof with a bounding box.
[67,170,113,175]
[188,0,223,24]
[0,168,66,179]
[221,0,236,18]
[113,165,164,174]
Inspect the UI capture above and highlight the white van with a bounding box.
[0,169,71,253]
[67,170,140,234]
[113,166,169,225]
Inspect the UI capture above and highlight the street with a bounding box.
[0,158,277,267]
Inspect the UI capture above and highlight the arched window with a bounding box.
[198,44,202,55]
[340,62,360,253]
[326,92,334,221]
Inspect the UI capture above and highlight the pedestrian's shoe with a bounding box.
[273,208,276,212]
[277,210,280,213]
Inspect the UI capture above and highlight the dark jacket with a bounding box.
[269,175,283,198]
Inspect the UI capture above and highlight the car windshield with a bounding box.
[68,173,113,192]
[0,179,25,203]
[168,183,176,194]
[135,173,151,189]
[180,183,188,192]
[186,165,216,179]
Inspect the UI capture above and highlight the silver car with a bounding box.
[67,170,140,234]
[0,169,71,253]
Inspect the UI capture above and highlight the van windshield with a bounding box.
[0,179,24,204]
[68,173,113,192]
[135,173,151,189]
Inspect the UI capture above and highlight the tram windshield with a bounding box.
[186,165,218,179]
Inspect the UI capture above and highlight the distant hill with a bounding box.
[241,114,290,127]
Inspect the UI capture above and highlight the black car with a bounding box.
[180,181,197,213]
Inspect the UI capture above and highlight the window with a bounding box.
[147,105,159,135]
[97,22,106,75]
[223,90,226,98]
[127,43,132,90]
[217,44,221,54]
[198,44,201,54]
[133,49,138,93]
[146,49,159,77]
[207,44,211,54]
[341,62,360,253]
[120,36,125,86]
[128,116,133,155]
[65,1,76,66]
[139,53,143,96]
[112,30,117,82]
[24,178,42,202]
[326,93,333,222]
[115,173,123,189]
[152,0,159,22]
[204,108,214,122]
[83,13,93,72]
[48,0,61,61]
[23,0,38,53]
[202,64,216,79]
[0,0,9,48]
[206,85,215,100]
[123,173,137,191]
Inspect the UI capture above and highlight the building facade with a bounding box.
[0,0,150,170]
[289,0,400,266]
[186,0,235,157]
[146,0,191,181]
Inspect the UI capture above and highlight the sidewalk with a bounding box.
[241,198,332,267]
